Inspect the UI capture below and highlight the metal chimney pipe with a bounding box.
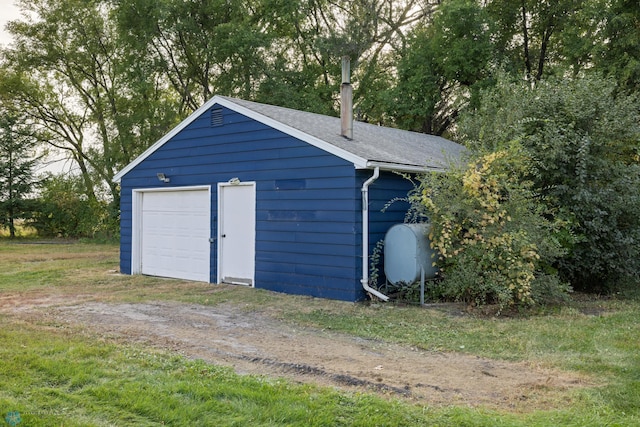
[340,56,353,140]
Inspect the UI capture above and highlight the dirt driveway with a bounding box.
[2,294,587,411]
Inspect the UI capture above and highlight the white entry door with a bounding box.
[218,182,256,286]
[138,188,211,282]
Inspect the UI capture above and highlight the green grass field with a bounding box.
[1,240,639,426]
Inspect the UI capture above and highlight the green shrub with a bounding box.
[459,74,640,292]
[31,174,117,239]
[414,144,570,311]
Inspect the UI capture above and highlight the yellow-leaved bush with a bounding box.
[414,144,569,311]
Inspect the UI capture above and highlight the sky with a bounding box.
[0,0,20,47]
[0,0,72,174]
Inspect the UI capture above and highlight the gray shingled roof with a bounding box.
[114,95,466,182]
[222,96,465,172]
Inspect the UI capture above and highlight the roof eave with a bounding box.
[363,161,447,174]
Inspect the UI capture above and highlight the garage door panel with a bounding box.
[140,189,210,282]
[143,190,209,211]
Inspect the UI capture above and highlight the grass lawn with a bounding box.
[0,240,639,426]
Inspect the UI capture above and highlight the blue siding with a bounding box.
[120,106,416,301]
[120,106,362,301]
[119,186,133,275]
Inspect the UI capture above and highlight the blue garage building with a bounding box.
[114,96,464,301]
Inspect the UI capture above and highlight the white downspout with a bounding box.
[361,167,389,301]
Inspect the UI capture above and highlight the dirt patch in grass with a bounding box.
[1,293,589,412]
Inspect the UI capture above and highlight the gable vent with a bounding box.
[210,108,224,126]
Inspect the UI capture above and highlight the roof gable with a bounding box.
[114,95,465,182]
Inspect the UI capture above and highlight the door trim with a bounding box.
[131,185,211,277]
[217,181,256,287]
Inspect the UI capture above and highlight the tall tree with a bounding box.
[115,0,438,118]
[595,0,640,92]
[3,0,178,205]
[0,107,40,238]
[485,0,584,81]
[267,0,439,118]
[114,0,273,112]
[389,0,492,135]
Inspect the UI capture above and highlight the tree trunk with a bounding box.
[9,215,15,239]
[8,140,15,239]
[536,25,554,81]
[521,0,532,80]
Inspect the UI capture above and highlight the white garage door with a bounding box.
[140,188,210,282]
